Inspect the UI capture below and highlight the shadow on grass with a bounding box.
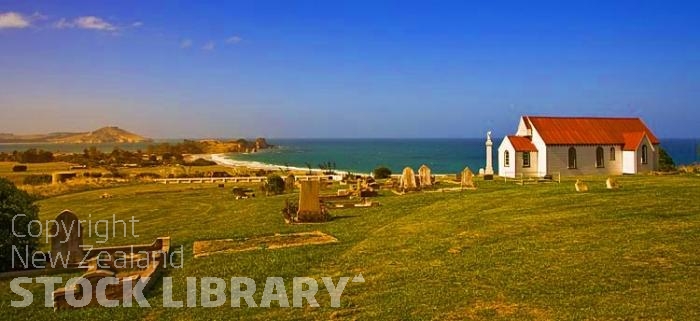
[329,215,359,221]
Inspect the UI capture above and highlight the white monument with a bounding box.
[484,131,494,178]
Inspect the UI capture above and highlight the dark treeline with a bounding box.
[0,140,221,167]
[0,149,54,163]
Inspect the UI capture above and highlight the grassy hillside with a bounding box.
[50,126,149,143]
[0,126,149,143]
[1,175,699,320]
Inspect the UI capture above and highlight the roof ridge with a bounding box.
[525,115,642,120]
[523,116,659,145]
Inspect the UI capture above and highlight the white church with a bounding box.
[497,116,660,178]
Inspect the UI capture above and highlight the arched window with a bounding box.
[596,147,604,168]
[610,147,616,161]
[641,145,648,164]
[523,152,531,168]
[568,147,577,169]
[504,151,510,167]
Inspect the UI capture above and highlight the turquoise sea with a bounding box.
[226,138,700,174]
[1,138,697,174]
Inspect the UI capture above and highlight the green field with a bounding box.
[1,175,699,320]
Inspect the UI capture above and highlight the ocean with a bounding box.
[1,138,697,174]
[226,138,700,174]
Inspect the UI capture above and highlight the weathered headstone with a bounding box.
[461,167,476,189]
[50,210,84,265]
[399,167,417,191]
[575,179,589,192]
[418,164,432,187]
[285,174,296,191]
[606,177,620,189]
[297,180,326,222]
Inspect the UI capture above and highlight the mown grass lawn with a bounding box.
[1,175,699,320]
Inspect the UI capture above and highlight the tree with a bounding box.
[373,166,392,179]
[0,178,40,272]
[659,147,676,172]
[262,174,286,195]
[17,148,54,163]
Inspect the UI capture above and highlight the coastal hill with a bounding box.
[0,126,151,144]
[185,137,270,154]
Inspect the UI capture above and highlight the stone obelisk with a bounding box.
[484,131,494,180]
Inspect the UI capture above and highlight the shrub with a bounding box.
[186,158,217,166]
[373,166,392,179]
[17,149,54,163]
[0,178,40,272]
[659,148,676,172]
[23,174,52,186]
[12,165,27,172]
[105,168,126,179]
[281,198,299,222]
[83,172,102,178]
[135,172,162,180]
[262,174,285,195]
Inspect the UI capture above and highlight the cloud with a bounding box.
[54,18,71,29]
[55,16,117,31]
[180,39,192,48]
[74,16,116,31]
[0,12,31,29]
[30,12,48,21]
[225,35,242,44]
[131,21,143,28]
[202,41,215,51]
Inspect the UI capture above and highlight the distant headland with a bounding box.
[0,126,151,144]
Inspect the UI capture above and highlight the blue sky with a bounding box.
[1,1,699,138]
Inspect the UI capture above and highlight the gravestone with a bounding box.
[418,164,432,187]
[297,180,326,222]
[399,167,417,191]
[49,210,84,265]
[606,177,620,189]
[285,174,296,191]
[461,167,476,189]
[575,179,589,192]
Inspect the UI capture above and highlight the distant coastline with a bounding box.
[0,126,150,144]
[1,138,696,175]
[215,138,700,175]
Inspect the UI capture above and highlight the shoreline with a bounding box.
[209,154,359,176]
[207,153,452,177]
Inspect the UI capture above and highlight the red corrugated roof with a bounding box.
[622,132,648,151]
[525,116,660,146]
[507,135,538,152]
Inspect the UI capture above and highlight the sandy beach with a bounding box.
[209,153,357,176]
